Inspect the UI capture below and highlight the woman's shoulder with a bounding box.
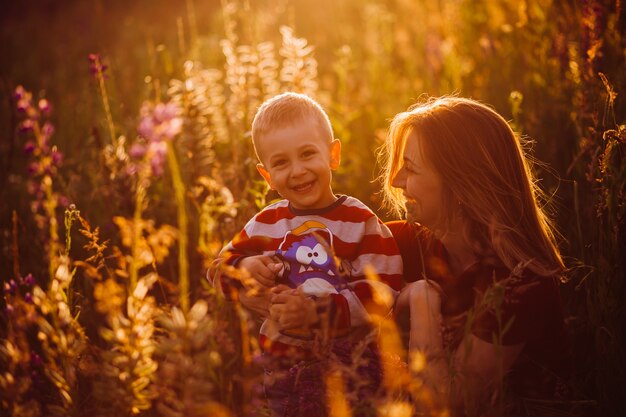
[385,221,442,283]
[385,220,434,242]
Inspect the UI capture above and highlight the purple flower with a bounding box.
[88,53,108,78]
[137,116,155,141]
[51,148,63,166]
[38,98,52,115]
[27,162,39,176]
[23,274,36,286]
[14,85,26,100]
[41,122,55,141]
[17,98,32,113]
[129,142,147,159]
[19,120,35,133]
[24,292,33,303]
[58,196,70,208]
[149,141,168,176]
[23,141,36,154]
[137,101,182,143]
[153,102,179,122]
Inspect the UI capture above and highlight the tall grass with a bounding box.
[1,0,624,416]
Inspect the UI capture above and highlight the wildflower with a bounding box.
[8,279,18,294]
[24,292,33,303]
[23,273,36,286]
[23,141,36,154]
[51,147,63,166]
[27,162,40,176]
[149,141,167,176]
[41,122,55,142]
[58,196,70,208]
[129,142,147,159]
[19,119,35,133]
[16,93,33,113]
[38,98,52,115]
[138,101,182,143]
[14,84,26,100]
[131,101,182,177]
[88,53,108,78]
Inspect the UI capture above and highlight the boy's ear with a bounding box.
[330,139,341,170]
[256,163,275,189]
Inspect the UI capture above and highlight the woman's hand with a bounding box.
[269,285,318,330]
[238,287,271,319]
[401,280,444,352]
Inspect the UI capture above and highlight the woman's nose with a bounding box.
[391,167,406,188]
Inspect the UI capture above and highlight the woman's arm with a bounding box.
[402,280,524,412]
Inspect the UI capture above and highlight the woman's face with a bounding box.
[391,131,444,228]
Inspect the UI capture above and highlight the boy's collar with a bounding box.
[288,195,347,216]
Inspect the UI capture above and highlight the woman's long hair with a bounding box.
[380,96,564,277]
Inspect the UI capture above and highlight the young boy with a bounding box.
[209,92,402,416]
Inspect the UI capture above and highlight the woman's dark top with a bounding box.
[387,220,571,401]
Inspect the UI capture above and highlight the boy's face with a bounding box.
[256,117,341,210]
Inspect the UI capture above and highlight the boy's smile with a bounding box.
[256,117,341,210]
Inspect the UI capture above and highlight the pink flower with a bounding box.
[23,141,36,154]
[148,141,168,176]
[38,99,52,115]
[14,85,26,100]
[41,122,55,141]
[129,142,147,159]
[88,53,108,78]
[51,148,63,166]
[137,101,182,143]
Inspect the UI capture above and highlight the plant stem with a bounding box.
[95,56,116,144]
[33,121,60,282]
[130,182,146,292]
[167,142,189,313]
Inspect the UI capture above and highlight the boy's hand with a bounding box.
[269,287,318,330]
[238,255,283,289]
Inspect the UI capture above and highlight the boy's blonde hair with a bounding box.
[380,96,564,277]
[251,92,333,160]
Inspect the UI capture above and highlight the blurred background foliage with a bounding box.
[0,0,625,416]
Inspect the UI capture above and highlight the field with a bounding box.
[0,0,624,416]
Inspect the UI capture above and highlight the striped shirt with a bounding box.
[209,195,403,355]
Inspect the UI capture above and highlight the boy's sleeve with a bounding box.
[207,230,249,300]
[208,219,274,299]
[320,215,404,333]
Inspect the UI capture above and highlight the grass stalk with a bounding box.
[167,142,189,313]
[130,182,146,292]
[94,55,116,144]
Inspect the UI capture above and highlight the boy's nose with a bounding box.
[290,163,307,177]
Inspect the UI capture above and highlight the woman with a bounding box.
[381,96,571,415]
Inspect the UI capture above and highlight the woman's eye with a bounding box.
[272,159,286,167]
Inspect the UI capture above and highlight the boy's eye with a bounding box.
[302,150,316,158]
